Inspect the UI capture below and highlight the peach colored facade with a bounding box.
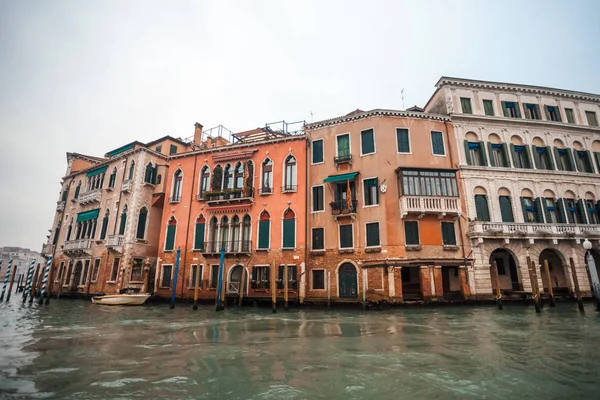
[154,130,307,302]
[305,110,471,304]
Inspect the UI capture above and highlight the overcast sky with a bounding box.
[1,0,599,251]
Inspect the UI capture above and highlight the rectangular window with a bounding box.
[545,105,562,122]
[483,99,495,116]
[431,131,445,155]
[363,178,379,206]
[502,101,521,118]
[565,108,575,124]
[312,186,324,212]
[312,228,324,250]
[190,264,203,288]
[339,224,353,249]
[490,143,509,167]
[161,265,173,288]
[169,144,178,155]
[544,198,558,223]
[366,222,380,247]
[360,128,375,155]
[399,170,458,197]
[336,134,350,158]
[110,257,120,281]
[210,265,219,288]
[460,97,472,114]
[396,128,410,153]
[57,261,65,281]
[312,139,324,164]
[156,145,162,153]
[586,111,598,127]
[466,142,485,166]
[512,145,531,169]
[312,270,325,290]
[91,258,100,282]
[277,265,297,289]
[258,220,270,249]
[81,260,90,286]
[522,197,536,223]
[251,266,270,289]
[524,103,540,120]
[499,196,514,222]
[577,151,593,173]
[404,221,419,245]
[586,200,599,224]
[441,222,456,245]
[165,224,176,250]
[130,258,143,281]
[534,146,553,170]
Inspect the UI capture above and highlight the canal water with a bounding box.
[0,301,599,399]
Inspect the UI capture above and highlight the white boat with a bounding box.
[91,293,151,306]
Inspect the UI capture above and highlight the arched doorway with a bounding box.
[228,265,243,294]
[71,261,83,291]
[338,263,358,298]
[539,249,568,293]
[490,249,521,292]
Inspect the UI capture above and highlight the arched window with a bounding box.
[242,215,251,252]
[474,187,490,222]
[245,161,254,197]
[520,188,542,223]
[488,133,509,168]
[464,132,486,166]
[136,207,148,239]
[261,158,273,194]
[211,164,223,191]
[171,169,182,202]
[74,181,81,199]
[532,137,553,171]
[66,219,73,241]
[258,211,270,249]
[223,164,233,191]
[282,209,296,248]
[497,188,514,223]
[199,166,210,196]
[128,160,135,180]
[144,163,155,184]
[284,155,297,191]
[585,192,599,224]
[220,216,229,251]
[234,162,244,191]
[209,217,219,252]
[100,210,109,240]
[157,174,162,184]
[542,190,559,224]
[108,167,117,188]
[165,217,176,250]
[194,214,206,251]
[231,215,240,252]
[119,205,128,235]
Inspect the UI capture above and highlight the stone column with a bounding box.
[458,266,471,299]
[394,266,402,302]
[387,266,395,299]
[433,266,444,298]
[420,266,433,300]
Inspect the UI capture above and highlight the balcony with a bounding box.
[78,189,101,204]
[169,195,181,203]
[63,239,92,253]
[330,200,358,217]
[281,185,298,193]
[56,201,65,212]
[399,196,461,218]
[334,154,352,165]
[106,235,124,250]
[468,221,600,243]
[258,187,273,195]
[121,180,132,193]
[199,188,254,206]
[42,243,55,256]
[203,240,252,254]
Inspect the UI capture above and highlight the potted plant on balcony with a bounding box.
[330,201,341,215]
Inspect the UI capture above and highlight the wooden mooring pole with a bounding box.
[542,259,556,307]
[270,261,277,313]
[527,256,541,313]
[362,269,367,311]
[237,266,246,306]
[29,264,40,304]
[284,264,289,311]
[569,257,585,313]
[193,264,200,310]
[490,260,503,310]
[327,271,331,309]
[6,268,17,302]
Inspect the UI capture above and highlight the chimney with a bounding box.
[194,122,203,145]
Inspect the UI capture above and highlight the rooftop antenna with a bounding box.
[401,88,405,110]
[310,111,314,123]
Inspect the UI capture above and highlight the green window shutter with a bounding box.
[544,105,551,121]
[100,217,108,239]
[441,222,456,245]
[523,145,532,168]
[119,213,127,235]
[532,145,541,169]
[165,224,176,250]
[61,190,68,201]
[431,132,444,155]
[258,220,270,249]
[585,151,594,172]
[565,200,575,223]
[556,199,566,223]
[337,135,350,156]
[475,195,490,221]
[136,212,147,239]
[545,147,555,170]
[366,223,380,246]
[483,100,494,116]
[574,150,583,172]
[555,106,562,122]
[397,129,410,153]
[404,222,419,245]
[499,196,514,222]
[501,101,509,117]
[533,198,545,223]
[509,144,518,168]
[478,141,487,166]
[594,152,600,173]
[194,223,205,250]
[576,200,588,224]
[565,148,575,171]
[463,140,472,165]
[514,103,522,118]
[542,198,552,223]
[553,147,563,170]
[169,144,177,155]
[565,109,575,123]
[312,140,323,163]
[520,197,528,222]
[283,219,295,248]
[501,143,510,167]
[487,143,496,167]
[74,186,80,199]
[361,129,375,155]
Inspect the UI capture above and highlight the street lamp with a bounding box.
[583,238,600,310]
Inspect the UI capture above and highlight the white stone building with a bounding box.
[425,77,600,299]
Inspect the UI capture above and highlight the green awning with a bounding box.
[106,143,134,158]
[323,172,358,183]
[77,209,100,222]
[86,166,108,177]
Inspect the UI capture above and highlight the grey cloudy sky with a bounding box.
[1,0,599,251]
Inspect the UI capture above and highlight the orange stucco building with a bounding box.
[305,109,471,303]
[154,124,307,302]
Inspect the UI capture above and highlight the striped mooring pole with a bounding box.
[0,259,13,301]
[22,260,35,303]
[38,256,52,305]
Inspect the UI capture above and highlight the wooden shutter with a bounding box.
[361,129,374,154]
[432,132,443,155]
[404,222,419,245]
[533,198,545,223]
[499,196,514,222]
[475,195,490,221]
[542,198,552,223]
[532,145,541,169]
[553,147,563,170]
[565,200,575,223]
[478,141,487,166]
[576,200,588,224]
[397,129,409,152]
[585,151,594,172]
[545,147,555,170]
[463,140,472,165]
[514,103,522,118]
[194,222,205,250]
[119,213,127,235]
[337,135,349,156]
[501,143,510,167]
[554,199,566,223]
[501,101,509,117]
[594,152,600,173]
[100,217,108,239]
[283,219,295,248]
[520,197,528,222]
[165,224,176,250]
[312,140,323,163]
[136,211,146,239]
[523,145,532,168]
[258,220,270,249]
[366,223,380,246]
[565,148,575,171]
[487,143,496,167]
[510,144,518,167]
[574,150,583,172]
[442,222,456,245]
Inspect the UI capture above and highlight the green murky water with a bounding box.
[1,300,599,399]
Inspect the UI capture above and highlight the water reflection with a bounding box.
[0,301,599,399]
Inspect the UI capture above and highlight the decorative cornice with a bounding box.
[212,149,258,163]
[305,108,451,131]
[450,113,600,133]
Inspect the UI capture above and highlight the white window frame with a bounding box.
[108,257,120,283]
[281,210,297,249]
[359,127,376,157]
[209,264,220,288]
[440,220,457,246]
[311,138,324,165]
[189,264,204,289]
[430,130,446,157]
[361,177,379,208]
[311,184,325,213]
[338,223,354,250]
[160,264,174,288]
[311,227,325,250]
[311,268,326,291]
[396,127,411,154]
[164,218,177,252]
[335,132,351,157]
[404,220,420,245]
[198,165,211,196]
[365,221,381,248]
[259,157,274,195]
[256,212,271,250]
